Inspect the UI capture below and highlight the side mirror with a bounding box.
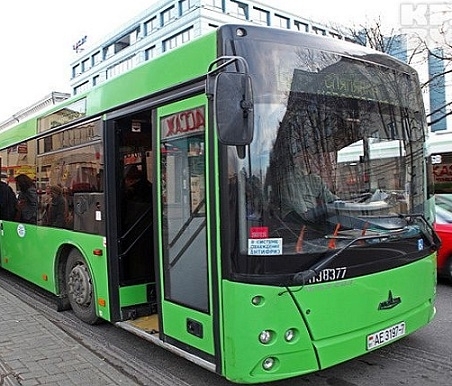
[214,72,254,146]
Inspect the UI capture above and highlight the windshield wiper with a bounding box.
[292,213,440,286]
[397,213,441,248]
[292,231,404,285]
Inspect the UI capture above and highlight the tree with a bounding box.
[340,11,452,131]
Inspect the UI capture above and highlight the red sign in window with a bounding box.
[250,227,269,239]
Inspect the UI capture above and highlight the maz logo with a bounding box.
[378,290,402,310]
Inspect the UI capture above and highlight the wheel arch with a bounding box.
[54,243,97,312]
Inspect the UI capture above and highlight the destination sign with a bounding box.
[161,106,205,140]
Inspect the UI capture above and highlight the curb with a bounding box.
[0,360,22,386]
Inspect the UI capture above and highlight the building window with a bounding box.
[209,0,223,10]
[81,58,91,72]
[115,33,132,54]
[145,16,158,35]
[164,36,177,51]
[107,55,136,79]
[73,81,90,95]
[179,0,191,15]
[163,27,193,52]
[161,6,177,26]
[92,75,100,86]
[92,51,101,66]
[72,63,82,78]
[145,45,156,60]
[230,0,248,20]
[129,28,139,45]
[294,20,308,32]
[183,29,192,43]
[274,14,289,29]
[104,44,115,60]
[253,7,269,26]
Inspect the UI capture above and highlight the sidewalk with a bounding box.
[0,285,137,386]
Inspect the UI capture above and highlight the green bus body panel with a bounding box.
[162,302,215,355]
[304,254,436,369]
[0,120,36,149]
[221,280,319,383]
[119,284,149,307]
[0,221,111,321]
[86,33,215,116]
[221,255,436,384]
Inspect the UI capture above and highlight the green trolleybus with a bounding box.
[0,25,439,383]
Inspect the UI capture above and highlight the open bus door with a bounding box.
[156,95,215,361]
[105,93,215,367]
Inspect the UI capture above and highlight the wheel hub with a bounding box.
[68,264,93,306]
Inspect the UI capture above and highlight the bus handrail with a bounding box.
[118,206,152,258]
[169,199,205,248]
[118,222,153,259]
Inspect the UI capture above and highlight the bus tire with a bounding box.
[65,249,100,324]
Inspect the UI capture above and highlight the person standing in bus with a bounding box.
[0,179,17,220]
[15,174,38,224]
[121,164,154,282]
[123,165,153,204]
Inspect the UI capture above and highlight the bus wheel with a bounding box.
[65,249,99,324]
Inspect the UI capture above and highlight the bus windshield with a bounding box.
[225,38,430,282]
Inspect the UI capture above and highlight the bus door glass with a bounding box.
[157,95,214,356]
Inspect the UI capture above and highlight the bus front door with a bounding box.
[157,96,215,360]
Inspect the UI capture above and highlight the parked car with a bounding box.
[434,194,452,282]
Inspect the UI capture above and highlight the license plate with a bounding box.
[366,322,406,350]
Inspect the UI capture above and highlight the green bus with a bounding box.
[0,24,439,383]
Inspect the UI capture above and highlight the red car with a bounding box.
[434,194,452,282]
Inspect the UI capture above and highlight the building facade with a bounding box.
[2,1,449,136]
[70,0,450,134]
[69,0,349,95]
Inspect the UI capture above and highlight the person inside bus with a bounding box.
[123,165,153,204]
[44,185,68,228]
[38,184,52,224]
[279,161,338,226]
[121,164,154,282]
[0,178,18,221]
[15,174,38,224]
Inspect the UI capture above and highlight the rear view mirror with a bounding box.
[214,72,254,146]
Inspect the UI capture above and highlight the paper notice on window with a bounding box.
[248,238,283,255]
